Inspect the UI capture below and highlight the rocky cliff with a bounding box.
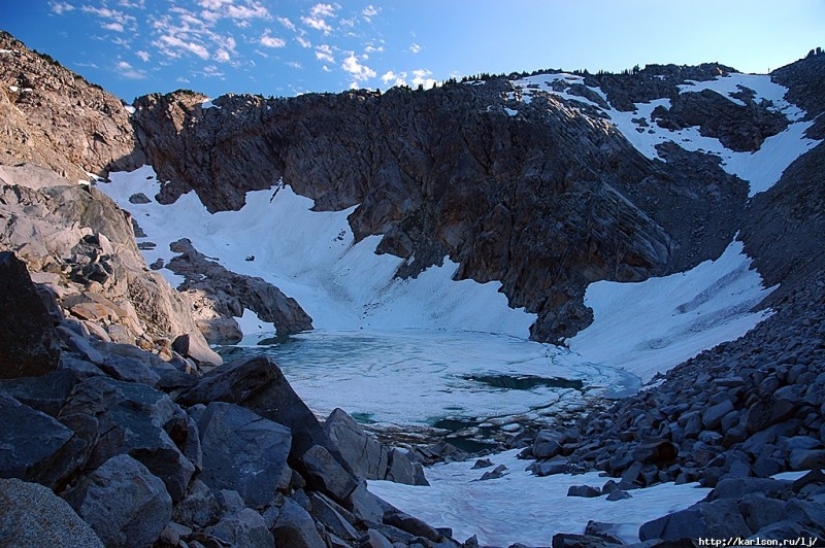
[0,31,143,182]
[130,74,748,341]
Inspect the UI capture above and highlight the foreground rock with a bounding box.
[0,251,61,378]
[0,248,464,547]
[0,478,103,548]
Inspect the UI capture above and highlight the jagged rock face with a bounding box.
[0,165,220,366]
[0,31,143,182]
[166,238,313,341]
[739,140,825,305]
[583,63,738,111]
[771,51,825,138]
[651,89,788,152]
[132,82,744,341]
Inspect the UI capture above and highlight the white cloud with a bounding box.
[227,2,270,21]
[156,34,210,60]
[315,44,334,63]
[118,0,146,8]
[363,5,379,19]
[115,60,146,79]
[287,61,302,69]
[365,43,383,54]
[81,5,137,32]
[381,70,407,87]
[409,43,421,54]
[310,3,335,17]
[260,32,286,48]
[197,64,225,78]
[302,3,335,33]
[342,52,376,81]
[296,36,311,48]
[215,49,231,62]
[136,50,150,62]
[49,2,75,15]
[412,68,436,89]
[277,16,296,31]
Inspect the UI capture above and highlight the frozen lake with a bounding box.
[220,330,641,446]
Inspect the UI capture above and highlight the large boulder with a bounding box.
[324,408,427,485]
[179,355,350,472]
[0,251,61,379]
[195,401,292,508]
[639,498,752,541]
[63,454,172,548]
[0,393,85,488]
[0,477,103,548]
[59,376,196,501]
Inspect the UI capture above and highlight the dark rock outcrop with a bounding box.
[0,251,61,378]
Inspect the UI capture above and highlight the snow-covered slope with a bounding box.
[103,167,535,338]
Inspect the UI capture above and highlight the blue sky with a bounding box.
[2,1,823,101]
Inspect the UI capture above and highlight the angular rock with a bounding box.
[639,498,751,541]
[552,533,622,548]
[196,401,292,508]
[0,393,82,488]
[59,376,195,502]
[0,477,104,548]
[204,508,275,548]
[272,497,326,548]
[384,509,444,543]
[179,355,350,472]
[567,484,601,498]
[324,408,389,480]
[0,251,61,379]
[300,444,358,503]
[309,492,360,542]
[171,479,222,529]
[64,454,172,548]
[360,529,394,548]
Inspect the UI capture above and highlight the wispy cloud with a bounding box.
[156,34,210,60]
[115,60,146,79]
[80,5,137,33]
[136,50,150,62]
[277,16,296,31]
[409,43,421,54]
[296,36,312,48]
[302,3,335,34]
[102,22,125,32]
[342,52,376,81]
[260,31,285,48]
[49,1,75,15]
[362,5,379,21]
[315,44,334,63]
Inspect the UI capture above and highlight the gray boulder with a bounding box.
[59,376,196,501]
[301,444,358,503]
[196,401,292,507]
[639,498,751,541]
[64,454,172,548]
[272,497,327,548]
[0,477,103,548]
[0,393,83,488]
[204,508,275,548]
[179,355,351,472]
[324,408,428,486]
[0,251,61,379]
